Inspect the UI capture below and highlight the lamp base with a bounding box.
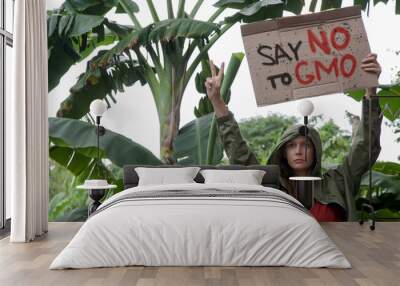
[359,202,376,231]
[88,189,106,216]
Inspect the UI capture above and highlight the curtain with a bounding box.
[8,0,49,242]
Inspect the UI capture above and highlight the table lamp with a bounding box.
[297,99,314,162]
[289,99,320,210]
[90,99,107,167]
[76,99,114,216]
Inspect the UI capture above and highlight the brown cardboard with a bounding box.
[241,6,378,106]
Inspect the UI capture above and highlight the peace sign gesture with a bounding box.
[205,60,225,104]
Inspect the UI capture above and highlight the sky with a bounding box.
[47,0,400,162]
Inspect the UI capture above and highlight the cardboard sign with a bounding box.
[240,6,378,106]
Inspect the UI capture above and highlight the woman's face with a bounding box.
[284,136,315,175]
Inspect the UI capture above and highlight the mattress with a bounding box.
[50,183,351,269]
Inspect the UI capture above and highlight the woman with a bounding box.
[205,53,383,221]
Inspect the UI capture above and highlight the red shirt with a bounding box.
[310,201,345,222]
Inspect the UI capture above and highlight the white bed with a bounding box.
[50,183,351,269]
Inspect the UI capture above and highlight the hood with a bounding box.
[267,124,322,178]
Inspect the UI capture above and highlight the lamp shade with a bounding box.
[90,99,107,117]
[297,100,314,117]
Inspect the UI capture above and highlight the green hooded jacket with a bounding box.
[216,97,382,221]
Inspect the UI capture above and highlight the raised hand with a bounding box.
[361,53,381,78]
[205,60,225,104]
[204,59,229,117]
[361,53,381,98]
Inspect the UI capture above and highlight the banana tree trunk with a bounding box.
[158,66,186,164]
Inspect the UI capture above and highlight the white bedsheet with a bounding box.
[50,183,351,269]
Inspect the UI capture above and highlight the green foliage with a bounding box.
[49,117,162,169]
[373,161,400,175]
[318,119,351,165]
[64,0,121,15]
[57,50,147,119]
[346,84,400,122]
[47,6,130,91]
[379,86,400,121]
[115,0,139,13]
[48,117,160,221]
[174,113,224,165]
[356,162,400,219]
[239,114,298,164]
[49,160,89,221]
[49,158,125,222]
[347,81,400,160]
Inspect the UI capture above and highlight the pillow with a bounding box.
[135,167,201,186]
[200,169,266,185]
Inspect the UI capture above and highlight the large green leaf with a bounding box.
[65,0,102,11]
[309,0,318,12]
[346,89,366,101]
[354,0,369,10]
[378,85,400,121]
[90,19,219,66]
[397,0,400,14]
[47,9,121,92]
[214,0,259,9]
[48,39,81,92]
[65,0,119,15]
[104,19,133,38]
[373,162,400,176]
[57,15,74,36]
[53,13,105,38]
[220,0,305,14]
[346,84,400,122]
[360,171,400,199]
[87,28,145,69]
[56,51,146,119]
[223,0,285,23]
[174,113,223,165]
[50,146,93,176]
[321,0,342,10]
[358,169,400,213]
[323,0,381,12]
[283,0,304,14]
[148,19,220,42]
[49,117,162,166]
[57,17,220,118]
[68,14,105,37]
[48,31,118,93]
[115,0,139,13]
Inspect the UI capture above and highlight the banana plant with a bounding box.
[49,0,393,164]
[48,117,162,179]
[346,83,400,122]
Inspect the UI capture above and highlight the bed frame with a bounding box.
[123,165,281,190]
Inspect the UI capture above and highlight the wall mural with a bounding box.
[47,0,400,222]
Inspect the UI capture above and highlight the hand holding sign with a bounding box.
[240,6,379,106]
[361,53,381,78]
[361,53,381,98]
